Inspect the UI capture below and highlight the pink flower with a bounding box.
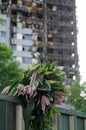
[1,86,10,95]
[17,72,37,102]
[25,85,32,97]
[17,84,26,95]
[30,72,37,86]
[41,95,51,114]
[54,91,67,105]
[25,85,37,102]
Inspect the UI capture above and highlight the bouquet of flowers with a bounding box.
[1,60,67,130]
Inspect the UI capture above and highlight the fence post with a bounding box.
[74,116,77,130]
[84,119,86,130]
[52,114,58,130]
[69,116,74,130]
[16,105,25,130]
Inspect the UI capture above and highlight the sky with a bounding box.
[76,0,86,82]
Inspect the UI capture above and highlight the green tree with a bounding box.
[0,18,4,24]
[67,77,86,112]
[0,43,23,91]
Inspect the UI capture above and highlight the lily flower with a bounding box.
[54,91,67,105]
[41,95,51,114]
[1,86,10,95]
[17,84,26,95]
[30,72,37,86]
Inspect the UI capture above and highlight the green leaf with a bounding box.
[45,79,51,91]
[49,109,54,119]
[45,71,53,75]
[34,80,39,87]
[0,18,4,24]
[23,100,35,130]
[31,116,36,120]
[44,123,53,129]
[51,105,60,115]
[31,63,40,71]
[48,80,57,84]
[38,78,43,85]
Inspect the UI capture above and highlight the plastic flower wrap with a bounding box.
[1,60,68,130]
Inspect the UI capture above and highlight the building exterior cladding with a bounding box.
[0,0,78,84]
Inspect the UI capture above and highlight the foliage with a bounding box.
[4,60,68,130]
[0,18,4,24]
[0,43,23,91]
[67,77,86,112]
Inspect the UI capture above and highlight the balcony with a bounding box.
[11,39,34,46]
[0,14,7,19]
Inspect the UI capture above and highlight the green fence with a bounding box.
[0,94,19,130]
[0,94,86,130]
[57,107,86,130]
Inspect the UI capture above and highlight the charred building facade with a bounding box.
[0,0,79,84]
